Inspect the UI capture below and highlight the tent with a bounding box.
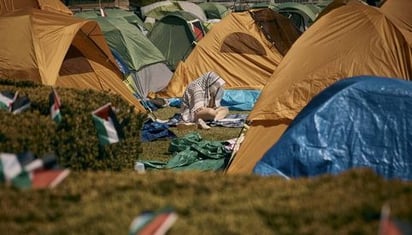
[147,11,207,71]
[141,0,207,22]
[254,76,412,181]
[140,0,207,31]
[380,0,412,47]
[315,0,365,22]
[75,8,148,34]
[75,10,173,100]
[316,0,334,9]
[272,2,321,32]
[156,9,301,106]
[198,2,230,20]
[0,8,145,112]
[0,0,73,16]
[176,1,207,22]
[226,1,412,174]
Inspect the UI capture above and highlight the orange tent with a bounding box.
[156,9,301,98]
[380,0,412,47]
[227,1,412,174]
[0,8,145,112]
[0,0,73,16]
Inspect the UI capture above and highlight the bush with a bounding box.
[0,79,145,171]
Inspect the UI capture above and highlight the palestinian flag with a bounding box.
[0,91,18,111]
[0,152,63,189]
[11,94,31,114]
[129,207,178,235]
[0,90,31,114]
[49,87,62,124]
[0,152,35,189]
[92,103,124,145]
[379,204,412,235]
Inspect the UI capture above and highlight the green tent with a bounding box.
[140,0,207,31]
[140,0,180,20]
[75,10,173,100]
[147,11,206,71]
[198,2,230,20]
[141,0,206,21]
[75,8,148,34]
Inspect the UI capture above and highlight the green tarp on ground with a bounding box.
[142,132,230,171]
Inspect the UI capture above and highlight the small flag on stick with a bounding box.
[0,91,18,111]
[0,152,33,189]
[379,203,412,235]
[49,87,62,124]
[0,90,30,114]
[0,152,68,189]
[92,103,124,145]
[129,207,178,235]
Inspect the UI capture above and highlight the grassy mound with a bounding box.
[1,79,412,235]
[1,169,412,234]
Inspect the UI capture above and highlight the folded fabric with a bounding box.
[207,113,248,128]
[141,120,176,142]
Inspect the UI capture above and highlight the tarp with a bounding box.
[254,76,412,181]
[221,90,261,111]
[142,132,230,172]
[227,1,412,174]
[0,8,145,112]
[156,9,301,98]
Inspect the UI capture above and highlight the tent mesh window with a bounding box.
[220,32,266,55]
[249,9,301,56]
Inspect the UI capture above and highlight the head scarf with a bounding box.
[180,71,226,122]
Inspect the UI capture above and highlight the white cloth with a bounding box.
[180,71,226,122]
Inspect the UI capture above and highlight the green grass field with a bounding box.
[1,104,412,235]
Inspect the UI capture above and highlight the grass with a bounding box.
[1,106,412,235]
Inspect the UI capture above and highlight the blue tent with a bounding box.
[254,76,412,180]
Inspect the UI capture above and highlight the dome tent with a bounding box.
[227,1,412,174]
[147,11,206,71]
[0,8,145,112]
[156,9,301,110]
[254,76,412,181]
[75,9,173,101]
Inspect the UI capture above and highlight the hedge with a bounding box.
[0,79,146,171]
